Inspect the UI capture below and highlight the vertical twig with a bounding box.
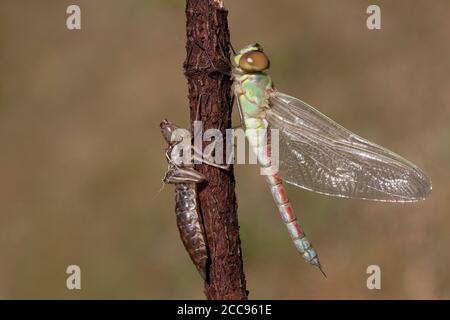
[184,0,248,300]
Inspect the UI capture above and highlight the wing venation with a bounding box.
[265,91,431,202]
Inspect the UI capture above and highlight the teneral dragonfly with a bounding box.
[231,43,432,275]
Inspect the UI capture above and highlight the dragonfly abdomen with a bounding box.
[265,173,325,275]
[174,183,208,281]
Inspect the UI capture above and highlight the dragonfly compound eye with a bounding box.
[239,51,270,72]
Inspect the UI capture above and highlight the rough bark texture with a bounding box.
[184,0,248,300]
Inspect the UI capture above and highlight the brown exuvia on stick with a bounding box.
[161,119,209,281]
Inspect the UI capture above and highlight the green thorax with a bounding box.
[236,72,273,128]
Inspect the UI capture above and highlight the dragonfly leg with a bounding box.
[232,122,245,130]
[194,93,203,122]
[191,119,232,171]
[163,164,206,185]
[191,140,231,170]
[192,152,230,171]
[191,93,210,124]
[234,87,245,124]
[193,41,232,77]
[229,42,237,56]
[228,93,245,129]
[215,29,234,66]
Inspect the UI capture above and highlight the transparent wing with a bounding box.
[265,91,432,202]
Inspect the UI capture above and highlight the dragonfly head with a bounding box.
[160,119,183,144]
[234,43,270,73]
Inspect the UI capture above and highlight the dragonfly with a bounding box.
[229,43,432,275]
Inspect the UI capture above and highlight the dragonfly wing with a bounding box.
[265,91,432,202]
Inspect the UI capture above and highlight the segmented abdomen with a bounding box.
[175,183,208,280]
[255,131,323,272]
[265,173,321,267]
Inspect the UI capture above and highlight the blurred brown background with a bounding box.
[0,0,449,299]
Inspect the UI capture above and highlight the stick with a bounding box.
[184,0,248,300]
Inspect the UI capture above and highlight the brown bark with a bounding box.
[184,0,248,300]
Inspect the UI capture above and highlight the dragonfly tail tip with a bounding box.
[198,265,208,282]
[318,264,327,278]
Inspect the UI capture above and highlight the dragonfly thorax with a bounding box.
[235,72,273,120]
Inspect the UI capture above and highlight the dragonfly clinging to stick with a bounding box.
[229,43,432,275]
